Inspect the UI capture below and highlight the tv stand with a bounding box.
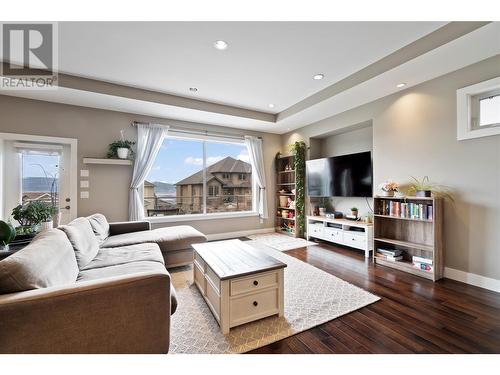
[306,216,373,257]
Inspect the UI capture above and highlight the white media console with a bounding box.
[306,216,374,258]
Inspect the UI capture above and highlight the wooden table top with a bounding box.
[192,239,287,280]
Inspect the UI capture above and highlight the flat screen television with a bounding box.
[306,151,373,197]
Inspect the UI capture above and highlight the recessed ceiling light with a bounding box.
[396,83,406,88]
[214,40,228,50]
[268,104,275,108]
[189,87,198,92]
[313,74,324,80]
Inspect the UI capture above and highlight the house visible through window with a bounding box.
[143,136,252,217]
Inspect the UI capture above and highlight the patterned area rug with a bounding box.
[169,241,379,354]
[246,232,318,251]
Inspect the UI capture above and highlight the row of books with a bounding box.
[377,248,434,273]
[376,248,403,261]
[378,200,433,221]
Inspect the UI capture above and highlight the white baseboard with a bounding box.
[444,267,500,293]
[206,227,274,242]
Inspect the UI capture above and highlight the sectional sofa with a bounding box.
[0,214,206,353]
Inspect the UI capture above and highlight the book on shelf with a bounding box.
[412,255,433,265]
[375,253,403,262]
[379,200,433,221]
[413,262,434,272]
[377,248,403,257]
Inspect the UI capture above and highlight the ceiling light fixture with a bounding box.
[214,40,228,50]
[396,83,407,88]
[189,87,198,92]
[313,74,324,80]
[268,104,275,108]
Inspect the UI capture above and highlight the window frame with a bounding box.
[145,132,257,223]
[457,76,500,140]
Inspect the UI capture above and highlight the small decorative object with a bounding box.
[274,152,282,172]
[379,180,399,197]
[282,210,289,218]
[291,188,296,195]
[288,198,296,209]
[0,220,16,251]
[408,176,454,201]
[279,195,288,208]
[108,130,135,159]
[351,207,359,217]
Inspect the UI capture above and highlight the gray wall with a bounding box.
[317,125,373,218]
[281,55,500,280]
[0,96,280,235]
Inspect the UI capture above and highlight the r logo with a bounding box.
[2,23,55,76]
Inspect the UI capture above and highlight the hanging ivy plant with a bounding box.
[288,141,306,237]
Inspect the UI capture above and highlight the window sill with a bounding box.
[145,211,259,224]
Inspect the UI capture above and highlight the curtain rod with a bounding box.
[131,121,262,141]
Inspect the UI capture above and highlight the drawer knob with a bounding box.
[253,301,258,307]
[253,280,259,286]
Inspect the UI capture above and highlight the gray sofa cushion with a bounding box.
[0,229,79,293]
[82,242,164,271]
[77,260,178,315]
[59,217,99,269]
[101,225,207,252]
[77,260,167,282]
[87,213,110,243]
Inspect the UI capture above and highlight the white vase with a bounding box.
[319,207,326,216]
[117,148,129,159]
[52,212,62,227]
[40,220,53,232]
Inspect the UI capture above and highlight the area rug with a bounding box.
[246,232,318,251]
[169,241,379,354]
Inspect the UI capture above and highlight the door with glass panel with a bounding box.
[2,141,74,226]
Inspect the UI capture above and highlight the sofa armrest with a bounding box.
[0,271,171,353]
[109,220,151,236]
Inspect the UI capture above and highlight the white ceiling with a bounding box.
[2,22,498,135]
[57,22,445,113]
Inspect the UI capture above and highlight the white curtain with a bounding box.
[129,123,169,221]
[245,136,268,219]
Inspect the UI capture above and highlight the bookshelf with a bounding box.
[275,155,298,237]
[373,196,444,281]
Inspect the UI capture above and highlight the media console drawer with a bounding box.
[306,216,373,258]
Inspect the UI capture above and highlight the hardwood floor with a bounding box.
[247,241,500,354]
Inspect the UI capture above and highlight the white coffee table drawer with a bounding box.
[194,260,206,294]
[230,288,279,326]
[205,277,220,320]
[230,271,278,296]
[194,252,206,270]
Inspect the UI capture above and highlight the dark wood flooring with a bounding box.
[246,241,500,354]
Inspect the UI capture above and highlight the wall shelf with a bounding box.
[83,158,133,166]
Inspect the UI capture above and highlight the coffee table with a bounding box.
[192,239,286,334]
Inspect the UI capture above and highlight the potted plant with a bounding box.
[351,207,358,217]
[108,130,135,159]
[379,180,399,197]
[408,176,454,201]
[318,198,327,216]
[0,220,16,251]
[12,201,54,238]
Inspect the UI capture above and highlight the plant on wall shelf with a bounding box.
[288,141,307,237]
[107,130,135,159]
